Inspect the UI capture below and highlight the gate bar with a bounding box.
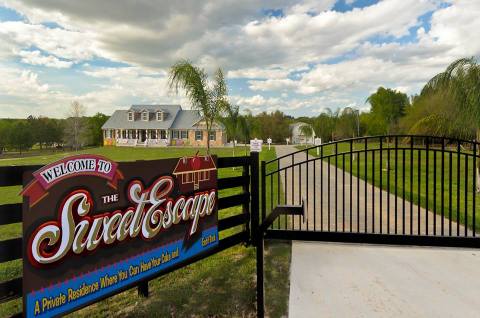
[265,230,480,249]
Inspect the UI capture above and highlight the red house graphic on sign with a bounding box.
[173,154,216,192]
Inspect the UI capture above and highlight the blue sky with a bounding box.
[0,0,478,118]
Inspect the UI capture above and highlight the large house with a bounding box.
[102,105,226,147]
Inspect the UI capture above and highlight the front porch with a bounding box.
[104,129,170,147]
[103,128,225,147]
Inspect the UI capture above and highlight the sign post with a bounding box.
[21,154,219,317]
[267,138,272,150]
[250,138,263,153]
[314,137,322,156]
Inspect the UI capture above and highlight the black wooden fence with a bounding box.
[0,153,259,317]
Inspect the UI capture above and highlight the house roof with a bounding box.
[102,104,226,131]
[173,155,216,174]
[130,104,179,113]
[170,110,201,129]
[101,105,180,130]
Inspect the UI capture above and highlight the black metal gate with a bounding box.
[255,134,480,317]
[261,135,480,246]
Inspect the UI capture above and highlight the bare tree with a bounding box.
[65,101,86,151]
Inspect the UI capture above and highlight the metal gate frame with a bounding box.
[255,135,480,317]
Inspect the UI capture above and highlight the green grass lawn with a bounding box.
[297,140,480,233]
[0,146,291,317]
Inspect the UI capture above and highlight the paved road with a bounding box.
[274,145,469,236]
[270,146,480,317]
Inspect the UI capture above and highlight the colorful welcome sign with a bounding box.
[21,154,218,317]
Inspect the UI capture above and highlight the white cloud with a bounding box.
[0,21,101,62]
[248,78,298,92]
[1,0,435,70]
[228,67,290,79]
[0,63,188,118]
[0,0,479,118]
[19,50,73,68]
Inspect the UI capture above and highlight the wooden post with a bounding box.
[250,151,264,318]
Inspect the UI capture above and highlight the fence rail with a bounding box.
[0,155,255,317]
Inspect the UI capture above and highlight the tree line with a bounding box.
[0,102,108,154]
[293,57,480,143]
[2,57,477,155]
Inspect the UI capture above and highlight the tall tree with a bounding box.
[419,57,480,139]
[254,110,290,142]
[8,121,33,154]
[404,57,480,191]
[168,60,228,154]
[0,120,12,154]
[87,113,109,146]
[312,108,339,142]
[335,107,359,139]
[366,87,409,134]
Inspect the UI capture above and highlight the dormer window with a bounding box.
[141,110,148,121]
[128,111,134,121]
[156,111,164,121]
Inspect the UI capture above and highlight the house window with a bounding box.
[198,170,210,181]
[160,130,167,139]
[182,173,193,184]
[181,130,188,139]
[141,111,148,121]
[195,131,203,141]
[128,112,134,121]
[156,111,164,121]
[172,130,179,139]
[209,131,216,141]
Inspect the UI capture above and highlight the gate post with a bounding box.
[251,151,259,243]
[250,151,265,318]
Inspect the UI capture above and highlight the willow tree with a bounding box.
[417,57,480,139]
[414,57,480,190]
[169,60,228,154]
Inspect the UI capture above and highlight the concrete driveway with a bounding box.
[289,242,480,318]
[271,145,480,317]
